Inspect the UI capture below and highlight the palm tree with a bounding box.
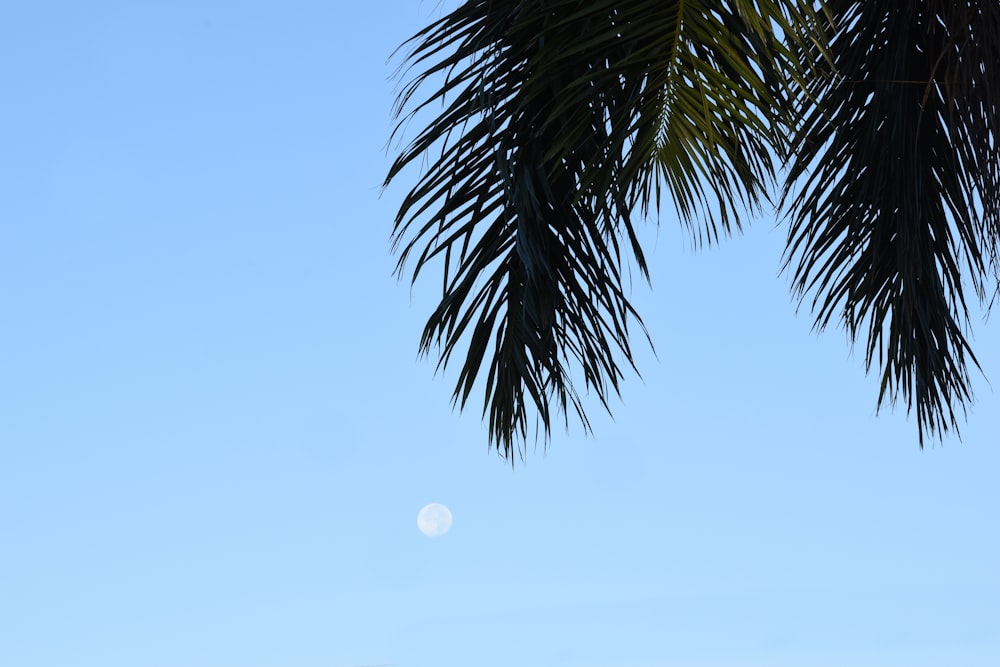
[384,0,1000,460]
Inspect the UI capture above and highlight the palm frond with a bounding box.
[385,0,824,459]
[782,0,1000,444]
[652,0,826,242]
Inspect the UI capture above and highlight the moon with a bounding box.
[417,503,453,537]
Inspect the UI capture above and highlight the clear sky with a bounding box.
[1,2,998,667]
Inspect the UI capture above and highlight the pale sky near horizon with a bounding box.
[1,2,998,667]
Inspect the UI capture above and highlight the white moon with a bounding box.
[417,503,453,537]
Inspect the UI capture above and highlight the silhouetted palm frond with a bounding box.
[386,0,822,459]
[782,0,1000,445]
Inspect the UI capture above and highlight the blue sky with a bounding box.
[1,2,998,666]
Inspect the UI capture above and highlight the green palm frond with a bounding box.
[386,0,824,459]
[782,0,1000,444]
[653,0,825,241]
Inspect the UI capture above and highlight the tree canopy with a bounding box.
[385,0,1000,460]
